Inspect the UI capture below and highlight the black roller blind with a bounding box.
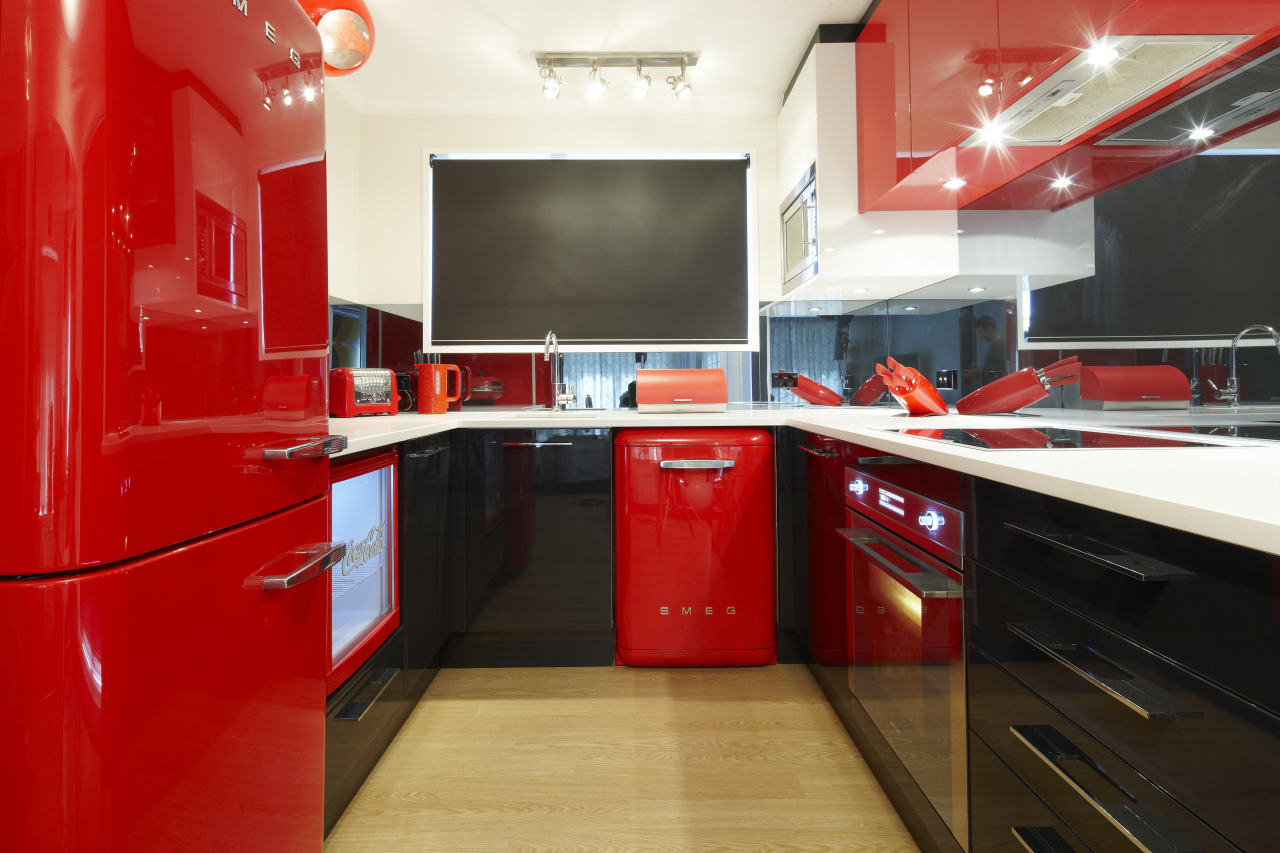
[429,157,750,349]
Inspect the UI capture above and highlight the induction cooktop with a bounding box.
[1146,422,1280,441]
[879,426,1245,451]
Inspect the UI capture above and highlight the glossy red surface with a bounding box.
[801,435,855,665]
[857,0,1280,211]
[844,509,962,665]
[1,0,330,574]
[326,450,399,694]
[1079,364,1192,403]
[0,495,329,852]
[614,430,776,665]
[792,374,844,406]
[635,368,729,408]
[329,368,400,416]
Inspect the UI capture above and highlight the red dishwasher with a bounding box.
[614,429,776,666]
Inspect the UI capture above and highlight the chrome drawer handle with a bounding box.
[260,542,345,590]
[503,442,573,447]
[1012,826,1076,853]
[836,528,962,598]
[404,447,447,460]
[660,460,735,470]
[853,455,918,466]
[1008,623,1200,720]
[1003,522,1195,582]
[1010,725,1197,853]
[335,668,401,722]
[256,434,349,460]
[798,444,840,457]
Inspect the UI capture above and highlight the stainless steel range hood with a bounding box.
[962,35,1252,147]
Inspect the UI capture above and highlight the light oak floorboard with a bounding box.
[324,665,921,853]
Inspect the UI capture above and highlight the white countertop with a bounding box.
[331,404,1280,557]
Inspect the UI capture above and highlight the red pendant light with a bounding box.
[297,1,375,77]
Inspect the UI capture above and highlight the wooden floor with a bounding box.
[324,665,921,852]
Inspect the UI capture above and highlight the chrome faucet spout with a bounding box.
[542,330,576,411]
[1209,324,1280,405]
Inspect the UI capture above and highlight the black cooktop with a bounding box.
[1146,422,1280,441]
[881,426,1240,451]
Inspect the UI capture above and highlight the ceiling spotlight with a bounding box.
[872,229,886,235]
[1050,176,1074,189]
[809,306,823,313]
[667,59,692,99]
[1189,126,1215,141]
[262,82,275,110]
[976,121,1005,145]
[540,64,562,99]
[978,79,995,97]
[1020,74,1034,86]
[852,288,868,294]
[282,88,293,106]
[1086,42,1121,67]
[943,178,967,190]
[904,306,918,312]
[586,62,609,101]
[303,84,316,102]
[968,287,987,293]
[632,62,651,99]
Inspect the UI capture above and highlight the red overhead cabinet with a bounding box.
[857,0,1280,211]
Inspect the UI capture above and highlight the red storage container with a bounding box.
[614,428,776,666]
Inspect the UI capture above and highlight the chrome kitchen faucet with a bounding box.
[1205,324,1280,405]
[543,330,577,411]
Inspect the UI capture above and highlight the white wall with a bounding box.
[325,89,362,303]
[347,112,782,307]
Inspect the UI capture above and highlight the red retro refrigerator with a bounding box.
[0,2,343,850]
[614,429,777,666]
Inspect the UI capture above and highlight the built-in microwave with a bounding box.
[781,165,818,293]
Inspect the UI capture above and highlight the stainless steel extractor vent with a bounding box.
[962,35,1251,147]
[1101,44,1280,145]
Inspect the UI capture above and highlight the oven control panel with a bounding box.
[845,467,962,562]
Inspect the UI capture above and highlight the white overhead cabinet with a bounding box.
[774,42,961,306]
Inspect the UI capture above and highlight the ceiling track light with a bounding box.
[540,64,562,99]
[667,59,692,99]
[586,61,609,101]
[534,52,697,100]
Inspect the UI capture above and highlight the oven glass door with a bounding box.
[842,509,968,847]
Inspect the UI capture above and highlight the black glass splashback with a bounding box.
[1027,154,1280,343]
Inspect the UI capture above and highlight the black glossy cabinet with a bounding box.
[324,628,411,836]
[967,479,1279,852]
[400,432,457,696]
[448,428,614,666]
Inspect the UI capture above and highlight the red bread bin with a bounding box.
[635,369,728,413]
[1079,365,1191,410]
[614,428,776,666]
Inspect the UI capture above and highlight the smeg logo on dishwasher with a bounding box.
[659,605,738,615]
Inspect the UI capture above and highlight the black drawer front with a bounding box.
[970,479,1280,714]
[968,647,1240,853]
[970,730,1090,853]
[968,560,1280,853]
[324,630,411,836]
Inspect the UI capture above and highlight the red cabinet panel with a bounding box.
[997,0,1135,104]
[857,0,913,209]
[0,496,330,853]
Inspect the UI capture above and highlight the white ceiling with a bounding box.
[327,0,873,115]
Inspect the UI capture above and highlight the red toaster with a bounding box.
[329,368,400,417]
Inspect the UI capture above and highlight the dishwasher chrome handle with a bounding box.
[501,440,573,448]
[256,435,349,460]
[1003,522,1194,582]
[260,542,345,590]
[836,528,961,598]
[1011,826,1076,853]
[1011,725,1195,853]
[334,668,401,722]
[660,459,735,470]
[798,444,840,458]
[1008,623,1200,720]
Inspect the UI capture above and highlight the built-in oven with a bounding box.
[840,461,968,850]
[781,165,818,293]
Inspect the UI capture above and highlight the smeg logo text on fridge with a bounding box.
[659,606,737,615]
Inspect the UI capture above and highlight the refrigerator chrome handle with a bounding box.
[1007,623,1201,720]
[335,668,401,722]
[256,435,349,461]
[660,459,735,470]
[503,442,573,447]
[1010,725,1193,853]
[260,542,346,590]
